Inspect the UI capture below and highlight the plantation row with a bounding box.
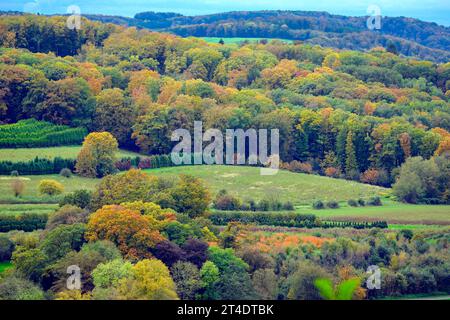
[0,154,175,175]
[0,119,87,148]
[0,213,48,232]
[209,211,388,229]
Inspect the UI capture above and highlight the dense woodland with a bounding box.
[0,14,449,301]
[0,14,449,201]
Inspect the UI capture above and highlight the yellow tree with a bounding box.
[75,132,118,178]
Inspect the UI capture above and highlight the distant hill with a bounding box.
[1,10,449,62]
[87,10,450,62]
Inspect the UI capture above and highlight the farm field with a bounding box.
[145,165,388,204]
[301,201,450,225]
[0,146,142,162]
[0,203,58,216]
[198,37,294,44]
[0,174,99,203]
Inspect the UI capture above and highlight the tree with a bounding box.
[94,88,136,146]
[37,77,95,127]
[58,190,92,209]
[11,179,25,197]
[171,261,203,300]
[182,239,209,268]
[40,223,86,262]
[287,262,330,300]
[86,205,165,260]
[92,258,133,299]
[117,259,178,300]
[252,268,278,300]
[0,235,14,262]
[75,132,118,178]
[0,276,45,300]
[152,240,185,267]
[46,205,89,230]
[89,169,161,210]
[345,131,359,178]
[169,175,211,218]
[38,179,64,196]
[200,261,220,300]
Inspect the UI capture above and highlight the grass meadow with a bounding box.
[0,146,141,161]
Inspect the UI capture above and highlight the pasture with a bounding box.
[0,146,142,162]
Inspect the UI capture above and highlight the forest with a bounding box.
[0,13,449,301]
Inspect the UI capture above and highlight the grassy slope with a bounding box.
[0,174,99,203]
[0,146,141,161]
[0,165,448,225]
[0,203,58,215]
[146,165,388,204]
[300,201,450,225]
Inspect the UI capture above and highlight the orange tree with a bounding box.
[85,205,165,260]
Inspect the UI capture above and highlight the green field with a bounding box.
[0,262,13,274]
[0,146,141,162]
[0,203,58,215]
[304,201,450,224]
[199,37,294,44]
[0,174,99,203]
[0,165,448,226]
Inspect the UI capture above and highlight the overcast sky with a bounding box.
[1,0,449,26]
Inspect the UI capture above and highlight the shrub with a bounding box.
[347,199,358,207]
[0,235,15,262]
[326,201,340,209]
[59,190,92,209]
[312,200,324,210]
[46,205,90,230]
[357,198,366,206]
[10,170,19,177]
[258,199,271,211]
[213,191,241,210]
[11,179,25,197]
[288,161,313,174]
[282,201,294,210]
[367,196,382,206]
[59,168,72,178]
[115,158,132,171]
[38,179,64,196]
[324,167,340,178]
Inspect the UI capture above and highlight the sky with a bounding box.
[0,0,449,26]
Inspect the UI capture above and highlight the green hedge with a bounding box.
[209,211,388,229]
[0,157,75,175]
[0,213,48,232]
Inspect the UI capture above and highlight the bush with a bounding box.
[282,201,294,210]
[258,199,271,211]
[38,179,64,196]
[357,198,366,206]
[347,199,358,207]
[59,168,72,178]
[209,211,317,228]
[10,170,19,177]
[0,235,15,262]
[312,200,324,210]
[11,179,25,197]
[326,201,340,209]
[367,196,382,206]
[59,190,92,209]
[46,205,90,230]
[213,191,241,211]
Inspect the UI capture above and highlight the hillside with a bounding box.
[87,10,450,62]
